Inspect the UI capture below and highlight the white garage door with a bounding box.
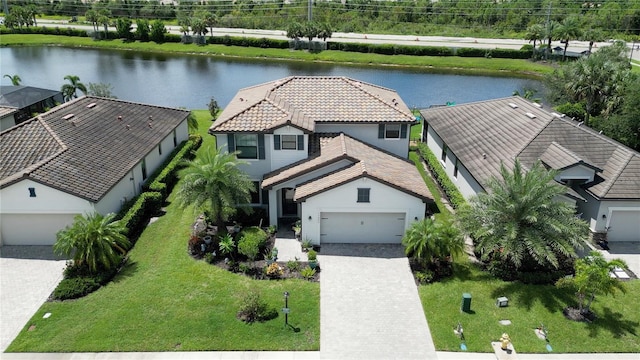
[1,214,77,246]
[320,212,406,244]
[608,211,640,242]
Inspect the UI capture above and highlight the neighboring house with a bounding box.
[210,76,433,245]
[0,106,18,132]
[420,96,640,242]
[0,96,190,246]
[0,86,64,130]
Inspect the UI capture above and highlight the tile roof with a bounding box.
[210,76,415,133]
[539,142,601,171]
[0,96,189,202]
[421,96,640,200]
[421,96,552,189]
[262,133,433,202]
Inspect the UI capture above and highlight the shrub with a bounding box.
[456,47,488,57]
[146,136,202,198]
[301,238,312,251]
[237,290,277,323]
[117,191,163,238]
[238,263,251,274]
[415,270,434,284]
[218,233,235,257]
[286,259,301,272]
[300,266,316,280]
[237,226,268,261]
[307,249,317,261]
[417,143,466,209]
[204,252,215,264]
[265,262,283,278]
[52,277,100,300]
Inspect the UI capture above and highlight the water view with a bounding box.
[1,47,542,109]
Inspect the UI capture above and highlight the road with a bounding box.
[29,19,640,62]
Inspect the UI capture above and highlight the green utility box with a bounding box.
[461,293,472,313]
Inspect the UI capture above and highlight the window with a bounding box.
[250,181,260,204]
[236,134,258,159]
[441,144,448,164]
[28,187,36,197]
[141,159,147,180]
[357,188,370,203]
[453,159,459,179]
[281,135,298,150]
[385,124,401,139]
[158,143,162,156]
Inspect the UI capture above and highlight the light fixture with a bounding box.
[602,214,607,219]
[414,216,419,221]
[308,215,312,220]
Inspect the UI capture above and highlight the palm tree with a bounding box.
[53,212,131,273]
[581,28,605,56]
[61,74,87,101]
[3,74,22,86]
[175,146,255,233]
[85,9,99,33]
[457,159,587,271]
[544,20,560,60]
[525,23,545,52]
[556,251,628,315]
[402,218,465,267]
[556,17,582,61]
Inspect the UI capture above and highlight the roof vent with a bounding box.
[525,112,537,119]
[550,112,564,118]
[86,102,97,108]
[533,103,542,108]
[62,113,75,120]
[482,153,487,159]
[118,115,123,121]
[508,103,518,109]
[126,124,131,130]
[577,121,584,126]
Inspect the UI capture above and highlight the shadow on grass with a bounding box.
[587,306,639,339]
[111,260,139,284]
[446,261,493,283]
[489,282,574,312]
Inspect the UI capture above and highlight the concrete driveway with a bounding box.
[0,246,66,352]
[319,244,437,359]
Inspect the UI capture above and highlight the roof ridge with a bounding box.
[343,77,415,120]
[558,117,640,157]
[515,115,555,158]
[339,133,347,155]
[599,149,634,197]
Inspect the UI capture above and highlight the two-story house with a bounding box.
[210,76,433,245]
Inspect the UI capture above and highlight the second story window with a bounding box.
[236,134,258,159]
[385,124,401,139]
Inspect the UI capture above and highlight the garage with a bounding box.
[607,210,640,242]
[1,213,77,246]
[320,212,406,244]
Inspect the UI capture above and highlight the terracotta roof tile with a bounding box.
[210,76,414,134]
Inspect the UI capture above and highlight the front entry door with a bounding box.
[282,188,297,216]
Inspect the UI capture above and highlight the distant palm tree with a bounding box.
[556,17,582,61]
[457,159,587,271]
[3,74,22,86]
[525,23,545,52]
[175,146,255,232]
[581,28,605,56]
[61,74,87,101]
[53,212,131,273]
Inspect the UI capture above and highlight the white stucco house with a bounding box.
[0,96,190,246]
[420,96,640,242]
[210,76,433,245]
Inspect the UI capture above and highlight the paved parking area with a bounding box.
[0,246,66,352]
[319,244,437,359]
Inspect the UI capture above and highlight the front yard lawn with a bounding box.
[421,260,640,353]
[6,111,320,352]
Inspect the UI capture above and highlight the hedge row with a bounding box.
[417,143,466,209]
[118,134,202,238]
[2,26,534,60]
[146,134,202,198]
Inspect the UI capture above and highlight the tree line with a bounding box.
[4,0,640,38]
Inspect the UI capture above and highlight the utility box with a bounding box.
[496,297,509,307]
[461,293,472,312]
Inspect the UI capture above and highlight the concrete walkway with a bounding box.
[318,244,437,359]
[0,246,66,352]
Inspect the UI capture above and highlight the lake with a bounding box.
[0,46,542,109]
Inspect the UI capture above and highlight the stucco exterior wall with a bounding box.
[300,178,426,245]
[270,127,308,170]
[315,123,410,158]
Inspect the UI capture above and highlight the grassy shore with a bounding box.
[6,111,320,352]
[0,34,554,77]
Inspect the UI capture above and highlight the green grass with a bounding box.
[409,151,451,222]
[0,34,554,77]
[421,261,640,353]
[6,111,319,352]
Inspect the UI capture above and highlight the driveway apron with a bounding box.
[319,244,437,359]
[0,246,66,352]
